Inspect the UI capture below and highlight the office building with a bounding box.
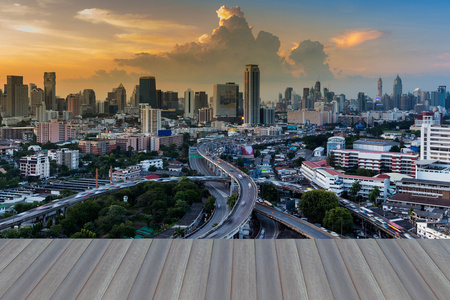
[213,83,239,118]
[393,75,402,109]
[107,84,126,111]
[67,93,81,117]
[140,104,161,134]
[420,116,450,161]
[79,139,117,155]
[36,120,79,143]
[44,72,56,111]
[30,87,44,116]
[184,89,195,118]
[260,107,275,125]
[284,87,293,110]
[195,91,208,113]
[130,85,139,107]
[377,78,382,100]
[151,134,183,151]
[5,75,28,117]
[20,154,50,179]
[244,64,260,124]
[139,76,157,108]
[327,136,345,156]
[82,89,96,114]
[357,92,366,112]
[199,107,213,124]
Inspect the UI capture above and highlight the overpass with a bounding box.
[260,179,416,239]
[254,203,335,239]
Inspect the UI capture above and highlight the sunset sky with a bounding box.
[2,0,450,101]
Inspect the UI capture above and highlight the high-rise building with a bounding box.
[140,104,161,134]
[314,81,321,100]
[29,83,37,102]
[44,72,56,111]
[213,83,239,118]
[67,93,81,117]
[115,84,126,111]
[199,107,213,124]
[358,92,366,112]
[139,76,157,108]
[244,64,260,124]
[393,75,402,109]
[302,88,309,110]
[438,86,446,107]
[30,87,44,116]
[130,85,139,107]
[377,78,382,100]
[195,91,208,113]
[83,89,96,114]
[260,107,275,125]
[284,87,293,109]
[162,91,178,110]
[184,89,195,118]
[6,75,28,117]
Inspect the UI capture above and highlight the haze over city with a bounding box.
[2,0,450,99]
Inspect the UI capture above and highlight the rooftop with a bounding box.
[390,193,450,208]
[354,139,399,146]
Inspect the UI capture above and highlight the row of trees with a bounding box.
[298,190,353,235]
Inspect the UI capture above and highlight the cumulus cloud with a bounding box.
[331,29,385,48]
[288,40,334,80]
[115,6,333,83]
[64,68,143,84]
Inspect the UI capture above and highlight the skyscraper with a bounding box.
[393,75,402,109]
[213,83,239,118]
[302,88,309,110]
[195,91,208,113]
[140,104,161,134]
[83,89,96,113]
[114,83,126,111]
[130,85,139,107]
[377,78,382,100]
[314,81,321,100]
[30,87,44,116]
[6,75,28,117]
[358,92,366,112]
[44,72,56,111]
[184,89,195,118]
[284,87,293,109]
[139,76,157,108]
[244,64,260,124]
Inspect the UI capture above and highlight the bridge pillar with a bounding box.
[230,178,238,194]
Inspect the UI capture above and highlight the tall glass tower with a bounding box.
[244,64,260,124]
[393,75,402,108]
[44,72,56,110]
[139,76,157,108]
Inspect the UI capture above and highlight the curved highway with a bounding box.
[195,141,257,239]
[188,147,230,238]
[256,213,279,239]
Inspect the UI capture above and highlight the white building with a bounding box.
[112,166,141,182]
[415,160,450,182]
[332,149,418,176]
[301,160,389,202]
[139,159,163,171]
[417,221,450,239]
[184,89,195,119]
[56,148,79,169]
[140,104,161,134]
[353,139,399,152]
[20,154,50,179]
[421,122,450,161]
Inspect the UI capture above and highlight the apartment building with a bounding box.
[20,154,50,179]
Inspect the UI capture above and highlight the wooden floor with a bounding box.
[0,239,449,299]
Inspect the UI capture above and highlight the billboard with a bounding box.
[158,130,172,137]
[242,145,254,155]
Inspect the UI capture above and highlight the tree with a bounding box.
[368,186,381,205]
[204,195,216,214]
[323,207,354,235]
[293,157,305,167]
[390,145,401,153]
[227,193,239,209]
[260,183,279,202]
[350,181,362,202]
[298,190,339,224]
[287,152,295,160]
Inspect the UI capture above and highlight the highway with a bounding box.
[195,141,258,239]
[187,147,230,238]
[256,213,279,239]
[254,203,335,239]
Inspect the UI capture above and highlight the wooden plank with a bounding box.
[101,240,152,300]
[0,240,32,274]
[152,239,193,300]
[127,239,172,300]
[376,239,436,300]
[315,239,359,300]
[335,239,385,299]
[295,239,333,300]
[231,240,257,300]
[204,239,233,300]
[0,240,72,299]
[50,239,112,300]
[76,239,133,300]
[254,240,283,300]
[418,239,450,281]
[0,240,51,295]
[178,240,213,300]
[397,240,450,299]
[356,239,411,300]
[26,240,92,300]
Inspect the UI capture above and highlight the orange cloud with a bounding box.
[216,5,245,26]
[331,29,384,48]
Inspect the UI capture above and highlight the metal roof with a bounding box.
[0,239,449,299]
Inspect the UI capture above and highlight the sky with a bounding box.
[2,0,450,102]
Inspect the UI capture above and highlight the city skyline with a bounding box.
[2,1,450,100]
